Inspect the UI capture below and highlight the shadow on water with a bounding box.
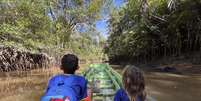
[111,65,201,101]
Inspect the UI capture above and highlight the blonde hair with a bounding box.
[122,65,146,101]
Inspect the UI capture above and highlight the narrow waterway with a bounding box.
[0,64,201,101]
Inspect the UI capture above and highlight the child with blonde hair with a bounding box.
[114,65,146,101]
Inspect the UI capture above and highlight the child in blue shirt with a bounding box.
[41,54,87,101]
[114,65,146,101]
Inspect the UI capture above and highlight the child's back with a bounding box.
[41,54,88,101]
[114,89,143,101]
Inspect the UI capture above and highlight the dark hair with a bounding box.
[61,54,79,74]
[122,65,146,101]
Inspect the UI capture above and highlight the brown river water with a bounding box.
[145,72,201,101]
[113,65,201,101]
[0,65,201,101]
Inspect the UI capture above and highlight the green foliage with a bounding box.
[106,0,201,63]
[0,0,107,60]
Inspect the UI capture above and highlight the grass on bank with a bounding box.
[0,63,90,101]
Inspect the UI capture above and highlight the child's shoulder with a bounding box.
[47,74,87,87]
[71,75,87,83]
[116,88,127,96]
[50,74,86,82]
[115,88,130,101]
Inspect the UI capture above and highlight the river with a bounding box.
[145,72,201,101]
[0,64,201,101]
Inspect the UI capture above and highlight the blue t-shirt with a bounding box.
[41,74,87,101]
[114,89,142,101]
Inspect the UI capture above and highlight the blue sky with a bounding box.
[95,0,124,38]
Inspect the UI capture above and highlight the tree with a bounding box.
[0,0,110,60]
[106,0,201,63]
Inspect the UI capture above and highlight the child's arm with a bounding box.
[44,81,51,94]
[81,97,90,101]
[81,89,91,101]
[79,78,90,101]
[44,76,56,94]
[114,89,123,101]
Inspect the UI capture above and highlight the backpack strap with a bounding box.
[50,96,70,101]
[50,98,63,101]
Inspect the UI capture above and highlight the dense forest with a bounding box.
[0,0,110,60]
[1,0,201,65]
[105,0,201,63]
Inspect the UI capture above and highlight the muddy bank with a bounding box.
[109,51,201,74]
[0,46,52,72]
[110,54,201,75]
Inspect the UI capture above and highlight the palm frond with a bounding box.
[168,0,177,10]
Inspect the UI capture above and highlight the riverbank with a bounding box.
[0,68,57,101]
[0,63,89,101]
[111,52,201,75]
